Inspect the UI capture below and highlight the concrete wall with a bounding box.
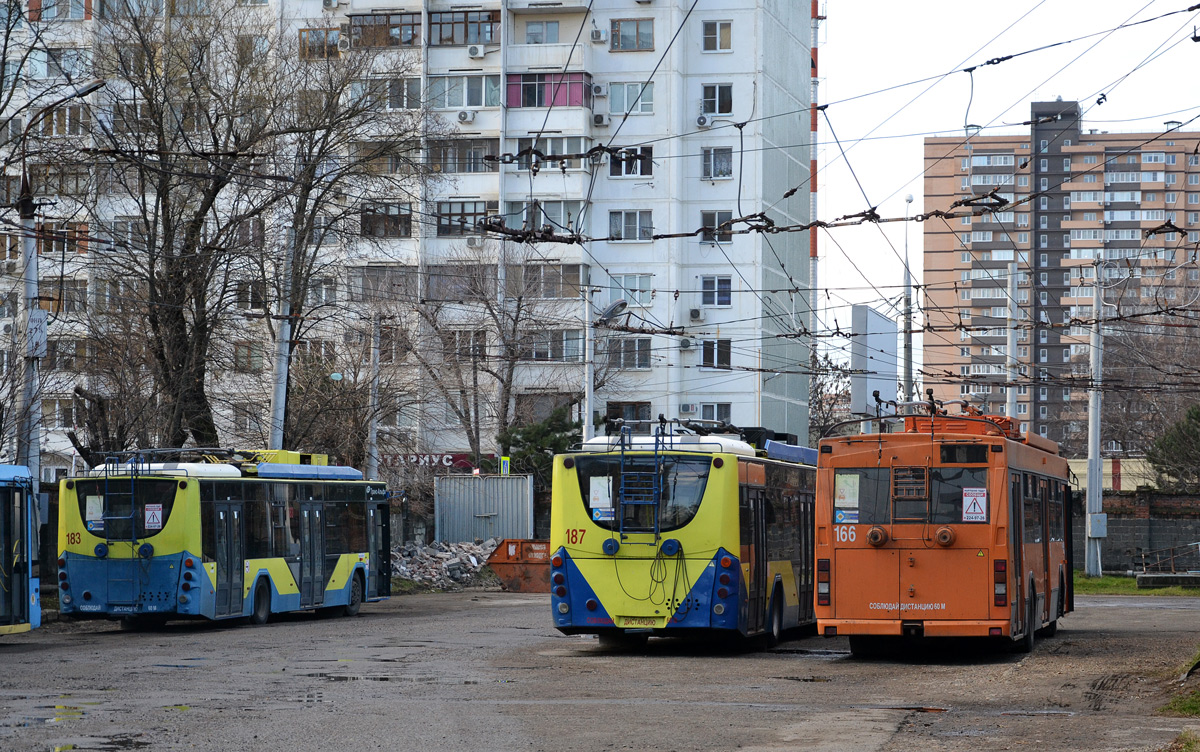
[1070,491,1200,573]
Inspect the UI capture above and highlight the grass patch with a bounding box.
[1161,730,1200,751]
[1073,573,1200,597]
[1163,691,1200,718]
[390,577,443,595]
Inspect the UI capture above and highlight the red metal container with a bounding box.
[487,539,551,593]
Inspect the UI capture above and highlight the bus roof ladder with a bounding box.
[100,457,142,605]
[617,426,663,543]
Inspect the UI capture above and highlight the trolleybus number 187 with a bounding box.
[565,529,587,545]
[834,525,856,543]
[65,532,82,545]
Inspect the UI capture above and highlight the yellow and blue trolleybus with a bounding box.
[550,423,817,647]
[57,450,390,626]
[0,465,39,635]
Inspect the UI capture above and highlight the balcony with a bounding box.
[507,0,592,13]
[507,42,593,72]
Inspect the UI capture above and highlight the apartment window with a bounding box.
[360,202,412,238]
[307,278,337,308]
[1040,177,1048,190]
[609,146,652,177]
[701,83,733,115]
[524,20,558,44]
[1191,174,1200,186]
[515,137,590,170]
[233,341,265,373]
[701,275,732,306]
[29,47,89,79]
[1039,405,1048,419]
[701,339,731,369]
[436,201,493,236]
[349,265,415,302]
[608,82,654,115]
[1039,139,1047,151]
[298,29,339,59]
[522,330,582,362]
[37,222,87,255]
[232,403,264,434]
[1018,176,1029,187]
[235,280,266,310]
[701,210,733,242]
[1039,158,1048,172]
[702,147,733,180]
[701,403,731,422]
[349,13,420,47]
[609,210,653,241]
[430,75,502,108]
[1038,348,1047,362]
[1039,216,1048,229]
[45,338,86,371]
[610,273,652,307]
[429,11,499,46]
[1167,192,1178,202]
[508,264,584,299]
[960,252,970,263]
[1039,197,1048,210]
[607,337,651,369]
[506,73,591,108]
[607,401,651,432]
[1018,404,1028,416]
[1039,234,1047,248]
[504,200,583,233]
[702,20,732,52]
[43,398,76,429]
[429,139,499,173]
[1063,158,1071,171]
[41,0,87,18]
[1191,194,1200,206]
[441,330,488,360]
[427,265,497,301]
[611,18,653,51]
[1168,175,1178,185]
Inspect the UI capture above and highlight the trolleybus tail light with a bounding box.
[551,555,563,568]
[181,582,191,592]
[554,586,566,598]
[994,559,1008,607]
[719,573,731,586]
[989,627,1002,636]
[817,559,831,606]
[585,598,598,611]
[552,572,565,585]
[717,587,729,599]
[57,557,66,569]
[719,556,732,568]
[58,571,67,581]
[183,571,194,582]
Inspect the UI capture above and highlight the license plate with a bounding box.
[617,616,661,628]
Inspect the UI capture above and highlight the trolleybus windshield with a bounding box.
[573,454,711,532]
[73,479,179,539]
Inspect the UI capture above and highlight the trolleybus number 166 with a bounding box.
[834,526,856,543]
[564,529,587,545]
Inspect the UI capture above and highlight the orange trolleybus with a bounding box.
[814,404,1073,655]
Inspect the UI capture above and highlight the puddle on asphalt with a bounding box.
[768,648,851,658]
[36,705,87,724]
[999,709,1075,716]
[772,675,832,682]
[51,734,150,750]
[161,705,190,712]
[875,706,949,713]
[304,673,481,684]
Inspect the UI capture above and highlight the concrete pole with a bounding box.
[268,228,294,450]
[1085,258,1105,577]
[1006,261,1018,422]
[902,195,914,403]
[366,314,380,480]
[583,288,594,441]
[15,179,41,503]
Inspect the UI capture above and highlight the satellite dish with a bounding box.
[597,299,628,322]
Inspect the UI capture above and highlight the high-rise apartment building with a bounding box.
[924,100,1197,454]
[8,0,817,483]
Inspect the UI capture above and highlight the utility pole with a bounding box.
[1006,261,1018,422]
[583,288,595,441]
[1085,258,1105,577]
[15,177,43,504]
[268,227,294,450]
[902,194,914,402]
[366,314,380,480]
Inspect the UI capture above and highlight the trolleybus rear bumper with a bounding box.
[819,619,1013,638]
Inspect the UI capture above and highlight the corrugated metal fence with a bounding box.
[434,475,534,542]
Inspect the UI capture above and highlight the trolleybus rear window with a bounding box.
[73,479,179,539]
[573,455,711,533]
[832,468,889,525]
[833,467,990,524]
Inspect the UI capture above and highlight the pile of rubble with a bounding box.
[390,539,500,589]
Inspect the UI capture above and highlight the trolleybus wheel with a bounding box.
[765,592,783,648]
[1017,589,1036,654]
[250,579,271,626]
[345,573,364,617]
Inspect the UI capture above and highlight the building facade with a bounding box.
[924,100,1198,454]
[4,0,817,484]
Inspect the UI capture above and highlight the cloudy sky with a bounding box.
[815,0,1200,370]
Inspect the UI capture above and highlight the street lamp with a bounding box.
[12,78,106,503]
[582,296,627,441]
[902,193,914,404]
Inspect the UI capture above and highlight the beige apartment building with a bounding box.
[924,100,1199,456]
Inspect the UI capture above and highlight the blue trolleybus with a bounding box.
[0,465,38,635]
[57,450,390,626]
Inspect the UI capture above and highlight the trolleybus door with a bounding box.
[366,505,388,598]
[1009,473,1027,634]
[0,487,25,626]
[740,487,768,634]
[299,504,326,608]
[212,503,245,618]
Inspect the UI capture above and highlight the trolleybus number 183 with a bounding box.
[834,526,856,543]
[564,529,587,545]
[65,532,82,545]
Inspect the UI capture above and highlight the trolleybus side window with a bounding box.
[244,496,271,559]
[1049,482,1064,541]
[831,468,889,524]
[930,467,989,523]
[1022,473,1043,543]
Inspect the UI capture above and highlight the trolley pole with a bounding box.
[1085,258,1105,577]
[1006,261,1018,422]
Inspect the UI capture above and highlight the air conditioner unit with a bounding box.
[321,0,338,9]
[696,114,711,128]
[679,402,697,413]
[589,28,607,43]
[466,236,484,248]
[336,36,351,52]
[591,83,608,97]
[467,44,486,59]
[593,113,610,127]
[679,338,692,350]
[689,307,704,321]
[457,110,477,124]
